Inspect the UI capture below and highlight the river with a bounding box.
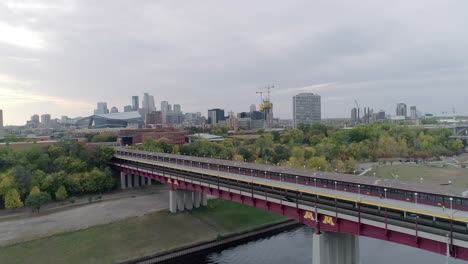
[183,226,466,264]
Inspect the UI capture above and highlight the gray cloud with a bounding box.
[0,0,467,124]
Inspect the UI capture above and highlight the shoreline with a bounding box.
[121,220,301,264]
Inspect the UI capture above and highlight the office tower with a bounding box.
[376,110,386,120]
[41,114,51,124]
[168,104,172,112]
[174,104,181,112]
[132,96,139,111]
[396,103,407,117]
[250,104,256,112]
[161,101,168,123]
[110,106,119,113]
[410,106,417,120]
[94,102,109,115]
[142,93,156,112]
[351,108,358,123]
[208,109,225,125]
[124,105,132,112]
[293,93,321,128]
[31,114,39,123]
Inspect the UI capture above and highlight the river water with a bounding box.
[184,226,466,264]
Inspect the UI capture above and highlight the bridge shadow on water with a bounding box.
[172,226,466,264]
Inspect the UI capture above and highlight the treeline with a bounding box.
[0,142,115,210]
[135,124,465,174]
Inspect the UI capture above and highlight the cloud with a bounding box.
[0,0,467,124]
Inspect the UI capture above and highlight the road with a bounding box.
[0,187,170,246]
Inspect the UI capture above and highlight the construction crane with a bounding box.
[256,91,264,104]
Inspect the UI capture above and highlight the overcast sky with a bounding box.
[1,0,468,125]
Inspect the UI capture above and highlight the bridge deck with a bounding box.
[117,155,468,223]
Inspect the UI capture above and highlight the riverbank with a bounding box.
[0,199,287,264]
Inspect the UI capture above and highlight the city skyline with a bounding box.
[1,1,468,125]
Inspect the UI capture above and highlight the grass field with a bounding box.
[366,164,468,187]
[0,199,286,264]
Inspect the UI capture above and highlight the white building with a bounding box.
[293,93,321,128]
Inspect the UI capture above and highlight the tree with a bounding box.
[4,189,24,209]
[26,192,51,213]
[30,186,40,195]
[232,154,244,162]
[55,186,68,201]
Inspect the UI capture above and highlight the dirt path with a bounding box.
[0,187,170,247]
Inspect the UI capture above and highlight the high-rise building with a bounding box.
[145,111,163,126]
[396,103,407,117]
[142,93,156,113]
[41,114,51,124]
[161,101,168,123]
[94,102,109,115]
[249,104,256,112]
[124,105,132,112]
[0,109,3,129]
[31,114,39,123]
[110,106,119,113]
[293,93,321,128]
[351,108,358,124]
[226,116,238,130]
[376,110,386,120]
[208,109,225,125]
[174,104,181,112]
[410,106,417,120]
[168,104,172,112]
[132,96,139,111]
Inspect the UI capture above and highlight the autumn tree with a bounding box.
[30,186,40,195]
[55,186,68,201]
[4,188,24,209]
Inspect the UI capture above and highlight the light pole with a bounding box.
[450,197,453,214]
[373,172,376,178]
[384,188,387,199]
[420,178,423,184]
[353,170,356,175]
[296,176,298,185]
[314,178,317,188]
[279,173,282,181]
[415,193,418,205]
[334,181,337,192]
[227,166,230,173]
[358,185,361,198]
[318,166,321,171]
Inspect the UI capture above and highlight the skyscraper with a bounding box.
[123,105,132,112]
[293,93,321,128]
[174,104,181,112]
[94,102,109,115]
[41,114,51,124]
[410,106,417,120]
[396,103,407,117]
[142,93,156,113]
[208,109,225,125]
[351,108,358,124]
[249,104,256,112]
[132,96,139,111]
[161,101,168,123]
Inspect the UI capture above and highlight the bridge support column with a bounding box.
[134,175,140,187]
[176,190,185,212]
[120,172,126,190]
[127,174,133,188]
[184,190,194,210]
[169,190,177,213]
[147,178,151,186]
[201,193,208,206]
[312,231,359,264]
[193,192,201,208]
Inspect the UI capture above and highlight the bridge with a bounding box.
[111,147,468,264]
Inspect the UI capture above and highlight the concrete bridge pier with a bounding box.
[193,192,201,208]
[312,231,360,264]
[201,193,208,206]
[185,190,194,210]
[176,190,185,212]
[120,172,127,190]
[169,190,178,213]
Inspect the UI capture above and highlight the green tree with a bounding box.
[4,188,24,209]
[30,186,40,195]
[26,192,51,213]
[55,186,68,201]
